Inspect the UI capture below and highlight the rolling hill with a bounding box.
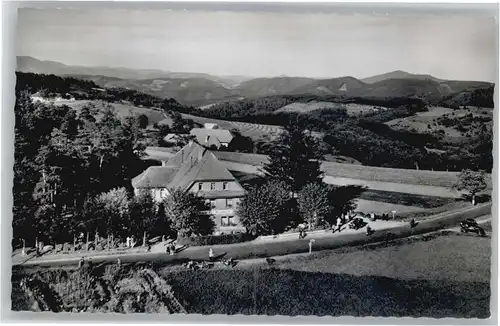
[236,77,316,98]
[69,75,240,106]
[16,56,249,89]
[289,77,367,96]
[17,57,494,108]
[361,70,443,84]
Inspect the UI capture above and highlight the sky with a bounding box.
[16,7,497,82]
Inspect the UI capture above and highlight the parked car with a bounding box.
[349,218,367,230]
[460,219,486,236]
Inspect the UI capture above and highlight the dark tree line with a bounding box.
[13,87,216,246]
[237,122,366,236]
[13,91,149,244]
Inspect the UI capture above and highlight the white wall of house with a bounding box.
[134,187,170,202]
[134,180,246,234]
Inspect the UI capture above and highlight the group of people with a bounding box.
[78,256,93,269]
[165,241,176,255]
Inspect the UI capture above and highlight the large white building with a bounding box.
[132,141,246,234]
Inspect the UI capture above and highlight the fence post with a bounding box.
[21,239,26,256]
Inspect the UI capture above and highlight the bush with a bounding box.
[176,233,255,246]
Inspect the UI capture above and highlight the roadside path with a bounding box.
[13,203,491,268]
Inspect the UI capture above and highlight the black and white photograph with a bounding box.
[5,1,497,320]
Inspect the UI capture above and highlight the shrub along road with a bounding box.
[14,203,491,268]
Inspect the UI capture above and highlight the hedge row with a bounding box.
[177,233,255,246]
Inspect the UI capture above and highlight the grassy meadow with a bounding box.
[160,231,490,317]
[12,231,491,318]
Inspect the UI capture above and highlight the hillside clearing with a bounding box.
[386,106,493,139]
[54,99,166,127]
[276,101,388,115]
[180,113,283,141]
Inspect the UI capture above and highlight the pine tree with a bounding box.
[263,120,323,193]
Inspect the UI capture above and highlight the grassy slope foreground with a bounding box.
[161,232,490,317]
[12,231,491,318]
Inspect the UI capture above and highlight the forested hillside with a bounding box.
[16,72,196,114]
[198,96,492,172]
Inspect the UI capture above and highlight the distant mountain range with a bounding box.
[16,56,252,89]
[361,70,444,84]
[17,56,494,107]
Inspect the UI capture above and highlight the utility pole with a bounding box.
[309,239,315,254]
[21,238,26,256]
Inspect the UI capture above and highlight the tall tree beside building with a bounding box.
[163,189,214,237]
[325,185,367,226]
[297,182,332,229]
[237,180,294,236]
[263,120,323,192]
[96,187,131,238]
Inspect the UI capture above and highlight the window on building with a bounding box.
[210,200,216,209]
[225,198,232,208]
[198,183,203,191]
[223,182,228,190]
[228,216,236,226]
[210,182,216,190]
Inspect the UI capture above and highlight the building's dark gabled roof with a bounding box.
[165,141,207,167]
[169,150,236,191]
[133,141,239,190]
[132,166,178,188]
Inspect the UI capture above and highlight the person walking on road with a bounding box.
[208,248,214,261]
